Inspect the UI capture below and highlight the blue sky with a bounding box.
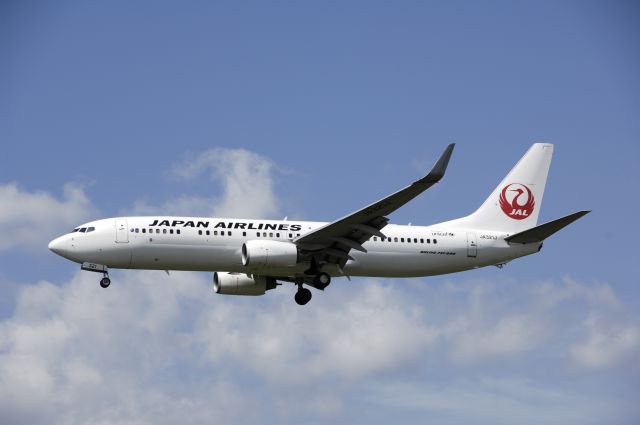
[1,1,639,424]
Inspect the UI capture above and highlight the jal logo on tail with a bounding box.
[499,183,535,220]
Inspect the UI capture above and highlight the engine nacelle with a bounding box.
[241,240,299,268]
[213,272,276,296]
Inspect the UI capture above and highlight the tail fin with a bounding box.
[446,143,554,233]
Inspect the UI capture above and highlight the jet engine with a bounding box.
[213,272,277,296]
[241,240,299,268]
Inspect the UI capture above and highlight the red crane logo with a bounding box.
[499,183,535,220]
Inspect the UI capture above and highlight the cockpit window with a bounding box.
[79,228,87,233]
[87,227,95,233]
[72,228,79,233]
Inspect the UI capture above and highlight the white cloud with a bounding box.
[446,314,548,363]
[533,276,621,310]
[364,377,618,425]
[0,272,440,424]
[128,194,216,218]
[125,148,280,219]
[0,182,97,252]
[164,148,279,219]
[570,314,640,369]
[0,271,253,425]
[0,272,638,425]
[0,149,280,253]
[433,277,631,365]
[196,281,439,385]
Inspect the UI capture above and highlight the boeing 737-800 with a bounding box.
[49,143,588,305]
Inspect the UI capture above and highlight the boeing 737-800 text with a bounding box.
[49,143,589,305]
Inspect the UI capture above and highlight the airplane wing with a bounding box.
[294,144,455,269]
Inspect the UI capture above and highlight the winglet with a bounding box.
[505,210,590,244]
[424,143,455,183]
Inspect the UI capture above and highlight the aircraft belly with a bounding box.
[346,248,471,278]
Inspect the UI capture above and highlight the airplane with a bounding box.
[48,143,589,305]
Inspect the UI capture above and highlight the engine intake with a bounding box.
[241,240,299,268]
[213,272,276,296]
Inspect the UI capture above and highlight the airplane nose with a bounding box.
[48,236,66,256]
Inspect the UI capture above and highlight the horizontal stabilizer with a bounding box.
[505,211,590,244]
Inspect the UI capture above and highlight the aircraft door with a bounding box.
[116,219,129,243]
[466,232,477,258]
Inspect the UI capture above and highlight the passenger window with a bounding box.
[427,239,430,244]
[243,231,246,237]
[206,230,210,236]
[420,238,424,243]
[142,229,146,233]
[257,232,261,237]
[156,229,160,234]
[214,231,218,236]
[221,231,225,236]
[198,230,202,235]
[163,229,167,234]
[394,237,398,242]
[263,232,267,237]
[401,238,404,242]
[297,233,300,237]
[434,239,437,244]
[414,238,417,243]
[177,230,181,234]
[170,229,174,234]
[289,233,293,238]
[269,232,273,238]
[373,237,378,241]
[276,233,280,238]
[228,231,232,236]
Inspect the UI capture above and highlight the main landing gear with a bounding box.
[293,272,332,305]
[295,286,312,305]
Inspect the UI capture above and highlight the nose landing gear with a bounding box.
[100,276,111,288]
[81,262,111,289]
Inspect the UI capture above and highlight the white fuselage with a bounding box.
[48,216,541,278]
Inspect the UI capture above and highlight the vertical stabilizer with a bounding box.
[444,143,554,233]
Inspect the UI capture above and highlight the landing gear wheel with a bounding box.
[314,272,331,287]
[100,277,111,288]
[294,287,312,305]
